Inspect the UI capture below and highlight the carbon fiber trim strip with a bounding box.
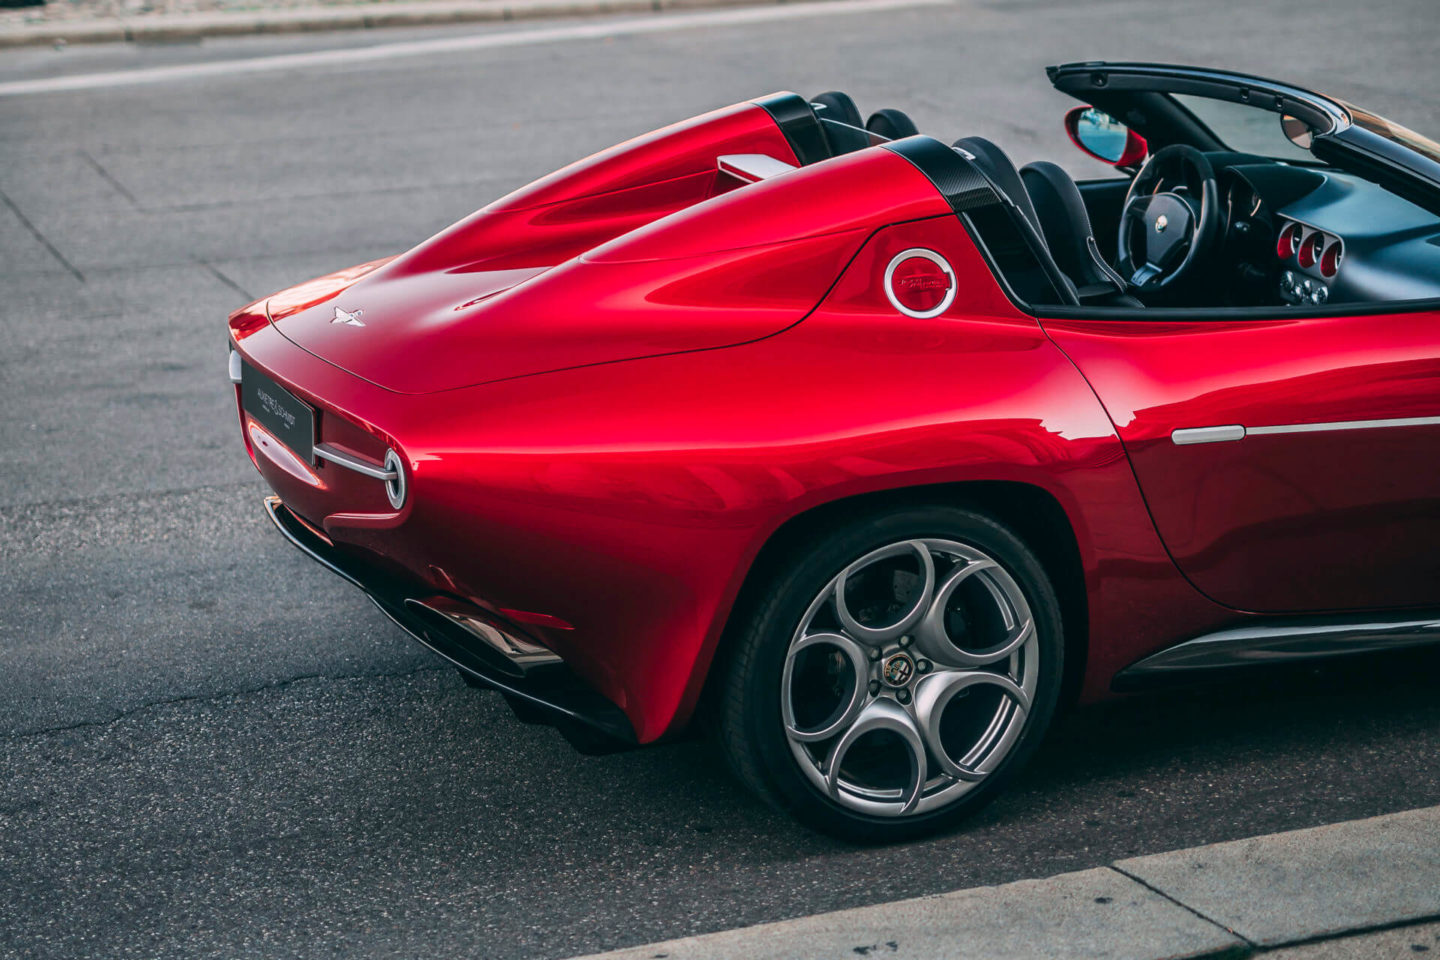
[882,135,997,212]
[752,92,829,167]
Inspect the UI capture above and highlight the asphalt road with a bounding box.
[3,1,1440,957]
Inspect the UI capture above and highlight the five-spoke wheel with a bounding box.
[783,538,1037,817]
[715,506,1063,841]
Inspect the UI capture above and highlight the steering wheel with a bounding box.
[1116,144,1220,292]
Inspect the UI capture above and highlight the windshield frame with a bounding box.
[1048,61,1440,217]
[1340,101,1440,167]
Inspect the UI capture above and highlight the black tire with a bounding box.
[715,505,1064,842]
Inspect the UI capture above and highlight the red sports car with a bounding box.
[227,62,1440,840]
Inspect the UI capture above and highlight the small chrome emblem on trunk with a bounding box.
[331,306,365,326]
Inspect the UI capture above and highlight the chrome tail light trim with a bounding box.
[313,442,398,481]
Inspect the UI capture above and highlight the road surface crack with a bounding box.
[0,184,85,282]
[199,259,255,301]
[77,149,139,206]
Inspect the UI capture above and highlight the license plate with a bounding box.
[241,362,315,464]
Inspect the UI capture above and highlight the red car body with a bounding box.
[228,68,1440,755]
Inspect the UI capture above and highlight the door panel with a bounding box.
[1044,310,1440,613]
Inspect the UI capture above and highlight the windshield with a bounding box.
[1174,92,1440,171]
[1171,94,1314,162]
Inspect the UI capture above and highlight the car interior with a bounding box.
[805,76,1440,314]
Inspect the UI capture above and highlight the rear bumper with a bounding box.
[263,495,638,753]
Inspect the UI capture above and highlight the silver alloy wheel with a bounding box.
[781,538,1039,817]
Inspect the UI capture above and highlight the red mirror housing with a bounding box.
[1065,105,1148,167]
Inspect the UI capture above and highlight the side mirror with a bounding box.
[1065,106,1148,167]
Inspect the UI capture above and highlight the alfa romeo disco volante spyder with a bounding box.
[227,62,1440,840]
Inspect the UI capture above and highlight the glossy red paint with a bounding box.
[271,145,943,394]
[266,257,395,323]
[231,93,1374,746]
[231,231,1222,743]
[1043,310,1440,613]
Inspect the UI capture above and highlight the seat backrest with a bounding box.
[952,137,1045,238]
[952,137,1130,306]
[1019,161,1131,301]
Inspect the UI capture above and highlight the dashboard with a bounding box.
[1275,219,1342,305]
[1218,162,1440,307]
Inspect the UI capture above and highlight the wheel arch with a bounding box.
[700,480,1091,727]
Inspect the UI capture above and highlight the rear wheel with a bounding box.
[716,506,1064,841]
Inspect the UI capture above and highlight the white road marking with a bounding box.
[0,0,952,98]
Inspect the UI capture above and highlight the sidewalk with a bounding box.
[0,0,805,48]
[565,805,1440,959]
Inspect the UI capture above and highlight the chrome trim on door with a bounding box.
[1113,614,1440,689]
[313,442,397,480]
[1247,415,1440,436]
[1171,425,1245,445]
[1172,415,1440,446]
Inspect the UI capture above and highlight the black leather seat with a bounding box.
[1019,161,1140,306]
[952,137,1139,307]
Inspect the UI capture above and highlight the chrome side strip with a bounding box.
[1171,425,1245,445]
[1113,614,1440,689]
[1171,415,1440,446]
[1248,415,1440,436]
[313,442,397,480]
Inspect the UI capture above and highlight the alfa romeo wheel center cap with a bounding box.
[882,652,915,687]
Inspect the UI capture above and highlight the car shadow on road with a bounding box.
[556,643,1440,858]
[7,643,1438,960]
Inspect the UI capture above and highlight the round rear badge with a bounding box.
[884,248,956,319]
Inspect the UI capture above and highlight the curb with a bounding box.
[561,805,1440,960]
[0,0,808,48]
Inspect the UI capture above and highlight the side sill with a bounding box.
[1113,613,1440,691]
